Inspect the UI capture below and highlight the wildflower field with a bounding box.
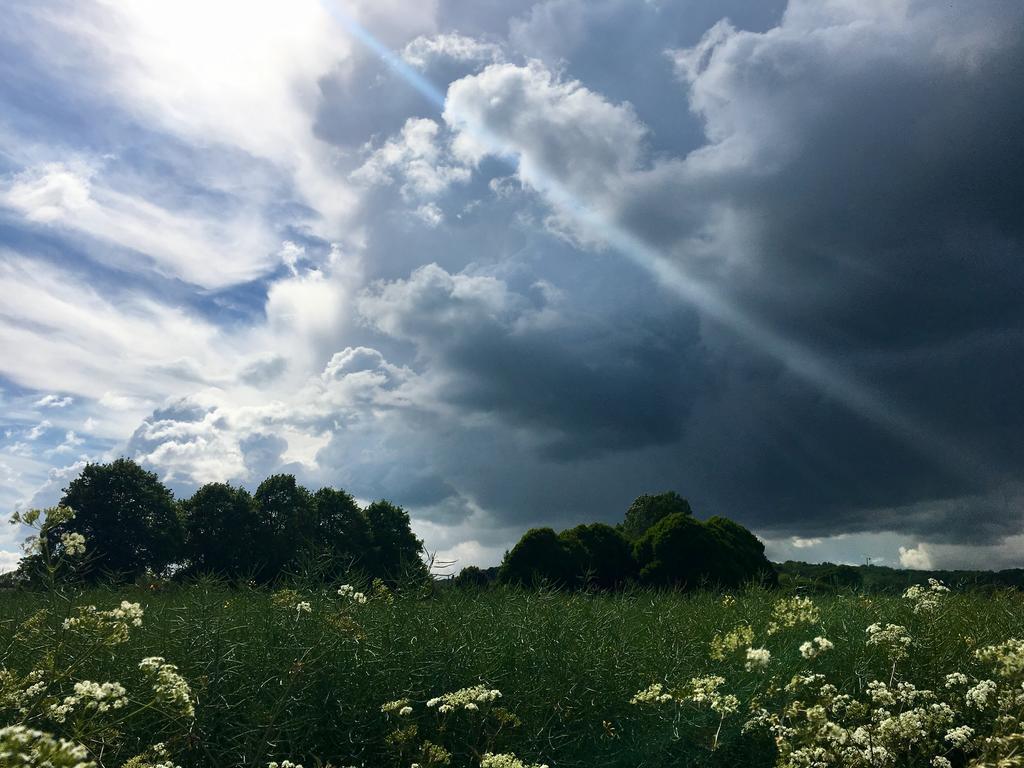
[3,576,1024,768]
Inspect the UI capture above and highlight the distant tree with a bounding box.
[310,487,370,576]
[559,523,636,589]
[253,474,314,580]
[818,563,862,590]
[621,491,693,540]
[179,483,260,578]
[498,527,583,588]
[704,516,777,587]
[452,564,491,588]
[633,513,726,588]
[54,458,181,579]
[364,500,427,583]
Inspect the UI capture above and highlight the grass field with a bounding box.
[3,580,1024,767]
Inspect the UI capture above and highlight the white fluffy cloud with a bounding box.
[352,118,470,200]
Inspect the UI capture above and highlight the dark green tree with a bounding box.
[310,487,371,576]
[364,500,426,583]
[179,483,260,578]
[55,458,181,579]
[633,513,726,588]
[253,474,314,580]
[498,527,584,588]
[559,523,636,589]
[452,564,491,588]
[705,515,777,587]
[621,491,693,540]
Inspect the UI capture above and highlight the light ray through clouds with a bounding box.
[322,1,996,490]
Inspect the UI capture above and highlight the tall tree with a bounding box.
[253,474,314,579]
[633,512,725,589]
[310,487,370,576]
[620,491,693,540]
[56,458,181,579]
[559,523,636,589]
[179,482,260,578]
[364,499,426,583]
[498,527,584,588]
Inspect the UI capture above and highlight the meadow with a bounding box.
[3,577,1024,768]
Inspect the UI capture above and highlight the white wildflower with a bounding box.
[745,647,771,671]
[59,532,86,556]
[139,657,195,718]
[799,636,834,659]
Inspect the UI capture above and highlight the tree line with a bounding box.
[21,458,426,584]
[16,459,776,591]
[456,491,777,590]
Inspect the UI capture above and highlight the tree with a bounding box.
[310,487,371,577]
[179,483,260,578]
[253,474,314,580]
[364,500,426,583]
[452,565,491,588]
[559,523,636,589]
[621,491,693,540]
[704,515,777,587]
[633,513,726,588]
[498,527,583,588]
[55,458,181,579]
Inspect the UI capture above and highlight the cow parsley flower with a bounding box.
[799,636,834,659]
[710,624,755,660]
[945,725,975,747]
[630,683,675,705]
[903,579,951,614]
[866,623,912,660]
[767,597,820,635]
[426,684,501,712]
[59,532,86,556]
[0,725,93,768]
[745,647,771,671]
[139,657,195,718]
[965,679,997,709]
[480,752,548,768]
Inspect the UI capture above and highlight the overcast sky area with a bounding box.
[1,0,1023,573]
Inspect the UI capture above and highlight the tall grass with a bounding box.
[3,581,1023,767]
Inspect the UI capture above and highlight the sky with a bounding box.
[1,0,1023,573]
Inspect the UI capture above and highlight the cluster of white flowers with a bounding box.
[337,585,368,604]
[0,669,47,715]
[426,685,502,714]
[267,762,303,768]
[381,698,414,716]
[944,724,974,747]
[767,596,820,635]
[799,636,835,659]
[745,647,771,671]
[479,752,549,768]
[139,657,195,718]
[59,532,86,557]
[709,623,755,660]
[0,725,93,768]
[630,682,675,706]
[975,638,1024,678]
[49,680,127,723]
[964,678,997,709]
[865,623,912,659]
[688,675,739,715]
[295,601,311,615]
[903,579,951,614]
[63,601,144,645]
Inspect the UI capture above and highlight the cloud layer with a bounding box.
[2,0,1023,570]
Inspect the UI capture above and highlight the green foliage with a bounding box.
[633,512,724,588]
[620,491,692,541]
[253,473,315,579]
[54,458,181,580]
[704,515,777,587]
[452,565,491,588]
[365,499,428,584]
[498,527,581,588]
[179,482,260,578]
[3,582,1024,767]
[310,487,370,577]
[558,523,635,590]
